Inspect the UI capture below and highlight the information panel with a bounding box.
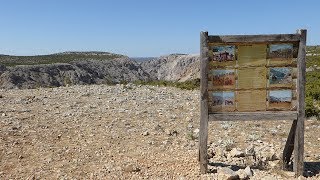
[207,42,298,112]
[199,30,307,176]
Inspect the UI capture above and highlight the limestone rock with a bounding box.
[217,167,239,180]
[236,169,248,180]
[245,144,255,156]
[123,164,141,173]
[244,166,253,177]
[230,148,245,158]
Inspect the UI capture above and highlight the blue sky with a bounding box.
[0,0,319,57]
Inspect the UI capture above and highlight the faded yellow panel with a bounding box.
[238,67,267,89]
[208,91,236,112]
[236,90,266,111]
[238,44,267,67]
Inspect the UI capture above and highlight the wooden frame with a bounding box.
[199,30,307,176]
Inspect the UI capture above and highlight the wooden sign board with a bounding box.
[208,42,298,112]
[199,30,307,177]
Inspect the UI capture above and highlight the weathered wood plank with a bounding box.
[294,29,307,177]
[236,90,267,112]
[208,34,300,43]
[209,111,297,121]
[207,87,297,91]
[283,120,297,170]
[199,31,209,174]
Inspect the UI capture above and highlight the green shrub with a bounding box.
[305,69,320,118]
[0,52,124,66]
[305,96,320,119]
[133,79,200,90]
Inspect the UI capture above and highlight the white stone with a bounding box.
[230,148,245,158]
[142,131,149,136]
[217,167,239,180]
[244,166,253,177]
[236,169,248,180]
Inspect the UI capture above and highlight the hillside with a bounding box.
[140,54,200,82]
[0,52,150,89]
[0,52,200,89]
[0,51,125,66]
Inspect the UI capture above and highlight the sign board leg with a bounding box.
[199,31,209,174]
[294,29,307,177]
[283,119,297,170]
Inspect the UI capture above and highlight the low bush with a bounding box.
[133,79,200,90]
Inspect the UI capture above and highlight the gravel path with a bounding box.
[0,84,319,179]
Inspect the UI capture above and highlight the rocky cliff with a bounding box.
[140,54,200,82]
[0,53,200,89]
[0,58,150,89]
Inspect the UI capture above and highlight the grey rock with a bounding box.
[236,169,248,180]
[245,144,255,156]
[142,131,149,136]
[193,128,199,138]
[244,166,253,177]
[230,148,245,158]
[207,148,216,159]
[123,164,140,173]
[217,167,239,180]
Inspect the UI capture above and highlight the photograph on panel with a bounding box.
[211,45,236,62]
[269,90,292,109]
[212,91,235,107]
[269,67,292,85]
[268,44,293,59]
[211,69,235,88]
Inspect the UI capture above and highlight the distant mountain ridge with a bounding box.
[0,51,125,67]
[0,52,200,89]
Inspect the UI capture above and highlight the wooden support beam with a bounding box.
[294,29,307,177]
[283,120,297,170]
[208,34,300,43]
[209,111,297,121]
[199,31,209,174]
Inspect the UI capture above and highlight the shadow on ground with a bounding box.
[208,161,320,177]
[305,162,320,177]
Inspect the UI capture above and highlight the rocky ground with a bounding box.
[0,84,319,179]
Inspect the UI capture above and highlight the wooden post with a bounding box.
[199,31,209,174]
[283,119,297,169]
[294,29,307,177]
